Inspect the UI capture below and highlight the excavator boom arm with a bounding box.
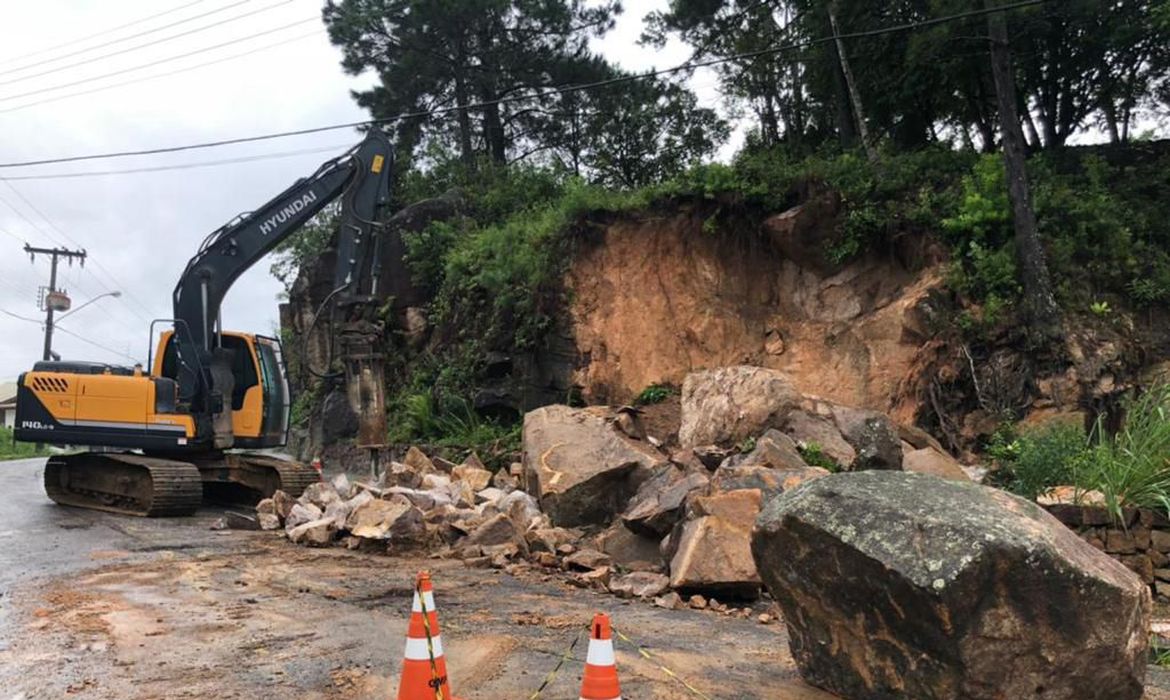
[170,131,393,410]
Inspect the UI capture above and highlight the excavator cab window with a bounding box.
[254,336,290,441]
[159,333,258,411]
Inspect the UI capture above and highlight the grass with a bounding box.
[635,384,674,406]
[387,392,520,470]
[798,442,842,472]
[1092,383,1170,520]
[992,383,1170,523]
[0,426,49,461]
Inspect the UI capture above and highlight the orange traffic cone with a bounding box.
[397,571,458,700]
[579,613,622,700]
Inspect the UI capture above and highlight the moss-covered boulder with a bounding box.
[752,471,1150,700]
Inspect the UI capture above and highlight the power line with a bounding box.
[0,143,352,181]
[0,181,156,326]
[0,16,318,104]
[0,0,295,88]
[0,308,42,325]
[0,0,1053,170]
[0,0,257,77]
[54,325,143,364]
[0,0,209,67]
[0,30,322,116]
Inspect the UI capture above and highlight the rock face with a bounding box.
[752,472,1151,700]
[679,366,801,447]
[522,405,663,526]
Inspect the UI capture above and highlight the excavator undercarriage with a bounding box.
[43,452,318,517]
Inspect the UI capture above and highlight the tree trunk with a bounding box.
[452,53,475,170]
[986,1,1062,345]
[828,1,877,161]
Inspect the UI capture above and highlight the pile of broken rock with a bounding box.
[258,365,976,609]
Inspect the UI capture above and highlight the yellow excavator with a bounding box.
[12,131,395,516]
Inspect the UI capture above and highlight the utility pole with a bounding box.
[24,244,87,361]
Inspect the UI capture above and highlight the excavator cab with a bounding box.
[152,330,291,449]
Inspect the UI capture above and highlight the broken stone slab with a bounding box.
[225,512,261,530]
[299,481,342,510]
[609,572,670,599]
[691,445,733,471]
[592,522,662,569]
[621,463,709,538]
[272,490,296,521]
[783,410,855,468]
[897,423,946,453]
[708,464,828,502]
[751,471,1151,700]
[258,513,281,531]
[345,495,425,542]
[403,446,437,475]
[475,487,505,505]
[492,468,519,492]
[285,503,323,533]
[523,405,662,527]
[447,479,476,509]
[678,366,800,447]
[726,429,809,471]
[421,473,451,490]
[256,498,276,516]
[564,548,612,571]
[830,405,903,471]
[288,517,336,547]
[383,487,447,511]
[901,446,971,482]
[385,462,422,489]
[330,473,354,499]
[452,453,493,491]
[669,489,764,598]
[525,527,580,554]
[465,512,520,548]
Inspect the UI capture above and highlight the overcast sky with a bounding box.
[0,0,714,380]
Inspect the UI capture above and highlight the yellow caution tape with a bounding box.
[527,629,583,699]
[612,627,714,700]
[416,580,445,700]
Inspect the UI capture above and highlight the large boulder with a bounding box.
[902,446,971,482]
[830,405,903,471]
[669,489,764,598]
[345,496,425,542]
[523,405,663,527]
[678,367,800,447]
[783,410,855,467]
[621,463,709,538]
[708,464,828,502]
[752,472,1151,700]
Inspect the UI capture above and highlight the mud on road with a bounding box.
[3,456,1170,700]
[0,535,838,700]
[0,459,836,699]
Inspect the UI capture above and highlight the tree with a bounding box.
[985,1,1061,343]
[322,0,621,169]
[548,73,728,187]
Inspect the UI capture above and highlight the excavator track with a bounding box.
[43,453,203,517]
[193,453,319,504]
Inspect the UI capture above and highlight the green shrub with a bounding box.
[798,442,842,472]
[635,384,673,406]
[987,422,1095,501]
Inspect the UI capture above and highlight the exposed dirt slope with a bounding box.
[567,201,943,420]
